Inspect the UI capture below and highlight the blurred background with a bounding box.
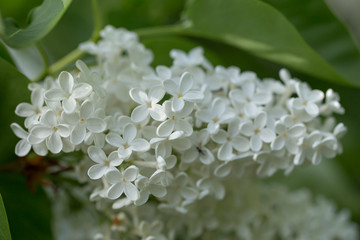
[0,0,359,239]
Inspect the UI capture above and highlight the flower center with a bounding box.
[35,109,41,114]
[282,132,287,137]
[254,129,260,134]
[124,144,129,149]
[104,160,110,166]
[52,126,58,132]
[213,117,219,123]
[177,94,183,98]
[66,93,72,99]
[80,117,86,123]
[172,116,176,120]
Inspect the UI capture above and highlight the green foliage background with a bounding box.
[0,0,359,239]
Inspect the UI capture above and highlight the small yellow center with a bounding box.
[254,129,260,134]
[104,160,110,166]
[226,137,231,141]
[238,113,243,118]
[80,117,86,123]
[172,116,176,120]
[35,109,41,114]
[66,93,72,99]
[282,132,287,137]
[177,94,183,98]
[52,126,58,131]
[57,110,63,116]
[302,101,307,106]
[147,102,152,108]
[124,144,129,149]
[213,117,219,123]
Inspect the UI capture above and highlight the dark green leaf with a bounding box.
[0,194,11,240]
[0,57,30,164]
[183,0,354,86]
[262,0,360,91]
[0,173,53,240]
[0,0,72,48]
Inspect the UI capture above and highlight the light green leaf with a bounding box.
[262,0,360,90]
[0,194,11,240]
[0,0,72,48]
[183,0,354,86]
[0,57,30,164]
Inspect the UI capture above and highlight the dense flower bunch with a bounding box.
[12,26,358,239]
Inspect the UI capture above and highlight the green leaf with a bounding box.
[0,194,11,240]
[0,0,72,48]
[0,173,53,240]
[261,0,360,91]
[183,0,354,86]
[0,57,30,164]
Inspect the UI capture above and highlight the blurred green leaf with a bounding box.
[262,0,360,93]
[183,0,356,86]
[0,194,11,240]
[5,44,46,80]
[0,57,30,164]
[0,0,72,48]
[270,159,360,222]
[0,173,52,240]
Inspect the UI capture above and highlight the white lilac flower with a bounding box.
[212,119,250,161]
[156,101,193,137]
[129,87,166,122]
[195,97,234,134]
[291,82,324,117]
[45,71,93,113]
[106,166,140,201]
[87,147,123,180]
[63,101,107,145]
[181,129,214,165]
[163,72,203,112]
[106,123,150,159]
[15,88,44,128]
[28,110,70,154]
[271,122,306,154]
[135,170,167,206]
[240,112,275,152]
[229,79,271,117]
[320,89,345,116]
[170,47,207,68]
[312,135,337,165]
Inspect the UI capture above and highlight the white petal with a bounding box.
[80,101,94,119]
[211,129,227,144]
[179,72,193,93]
[59,71,74,93]
[212,98,226,117]
[124,182,139,201]
[232,136,250,152]
[129,88,146,104]
[172,97,184,112]
[271,136,285,150]
[124,165,139,181]
[244,102,257,117]
[108,151,123,166]
[118,147,132,159]
[240,122,253,136]
[57,124,71,137]
[42,110,57,126]
[180,187,197,200]
[106,133,125,147]
[286,138,299,154]
[183,91,204,102]
[260,128,275,143]
[131,105,149,123]
[250,135,262,152]
[31,126,52,139]
[242,80,255,97]
[107,183,124,199]
[156,120,175,137]
[254,112,267,129]
[288,124,306,137]
[195,110,211,123]
[106,169,122,184]
[123,123,137,143]
[62,112,80,125]
[175,119,193,136]
[88,146,106,163]
[149,104,166,121]
[308,90,324,102]
[63,97,77,113]
[218,142,233,161]
[156,65,171,79]
[10,123,28,139]
[275,122,287,134]
[207,122,219,134]
[182,147,198,163]
[15,139,31,157]
[86,118,107,133]
[163,79,178,96]
[47,133,62,153]
[130,139,150,152]
[72,83,92,99]
[88,164,107,180]
[149,184,166,198]
[70,125,86,145]
[33,142,48,156]
[31,88,44,108]
[45,89,65,101]
[135,190,150,206]
[15,103,34,117]
[214,163,232,177]
[199,148,214,165]
[305,102,319,116]
[173,138,192,151]
[149,86,165,103]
